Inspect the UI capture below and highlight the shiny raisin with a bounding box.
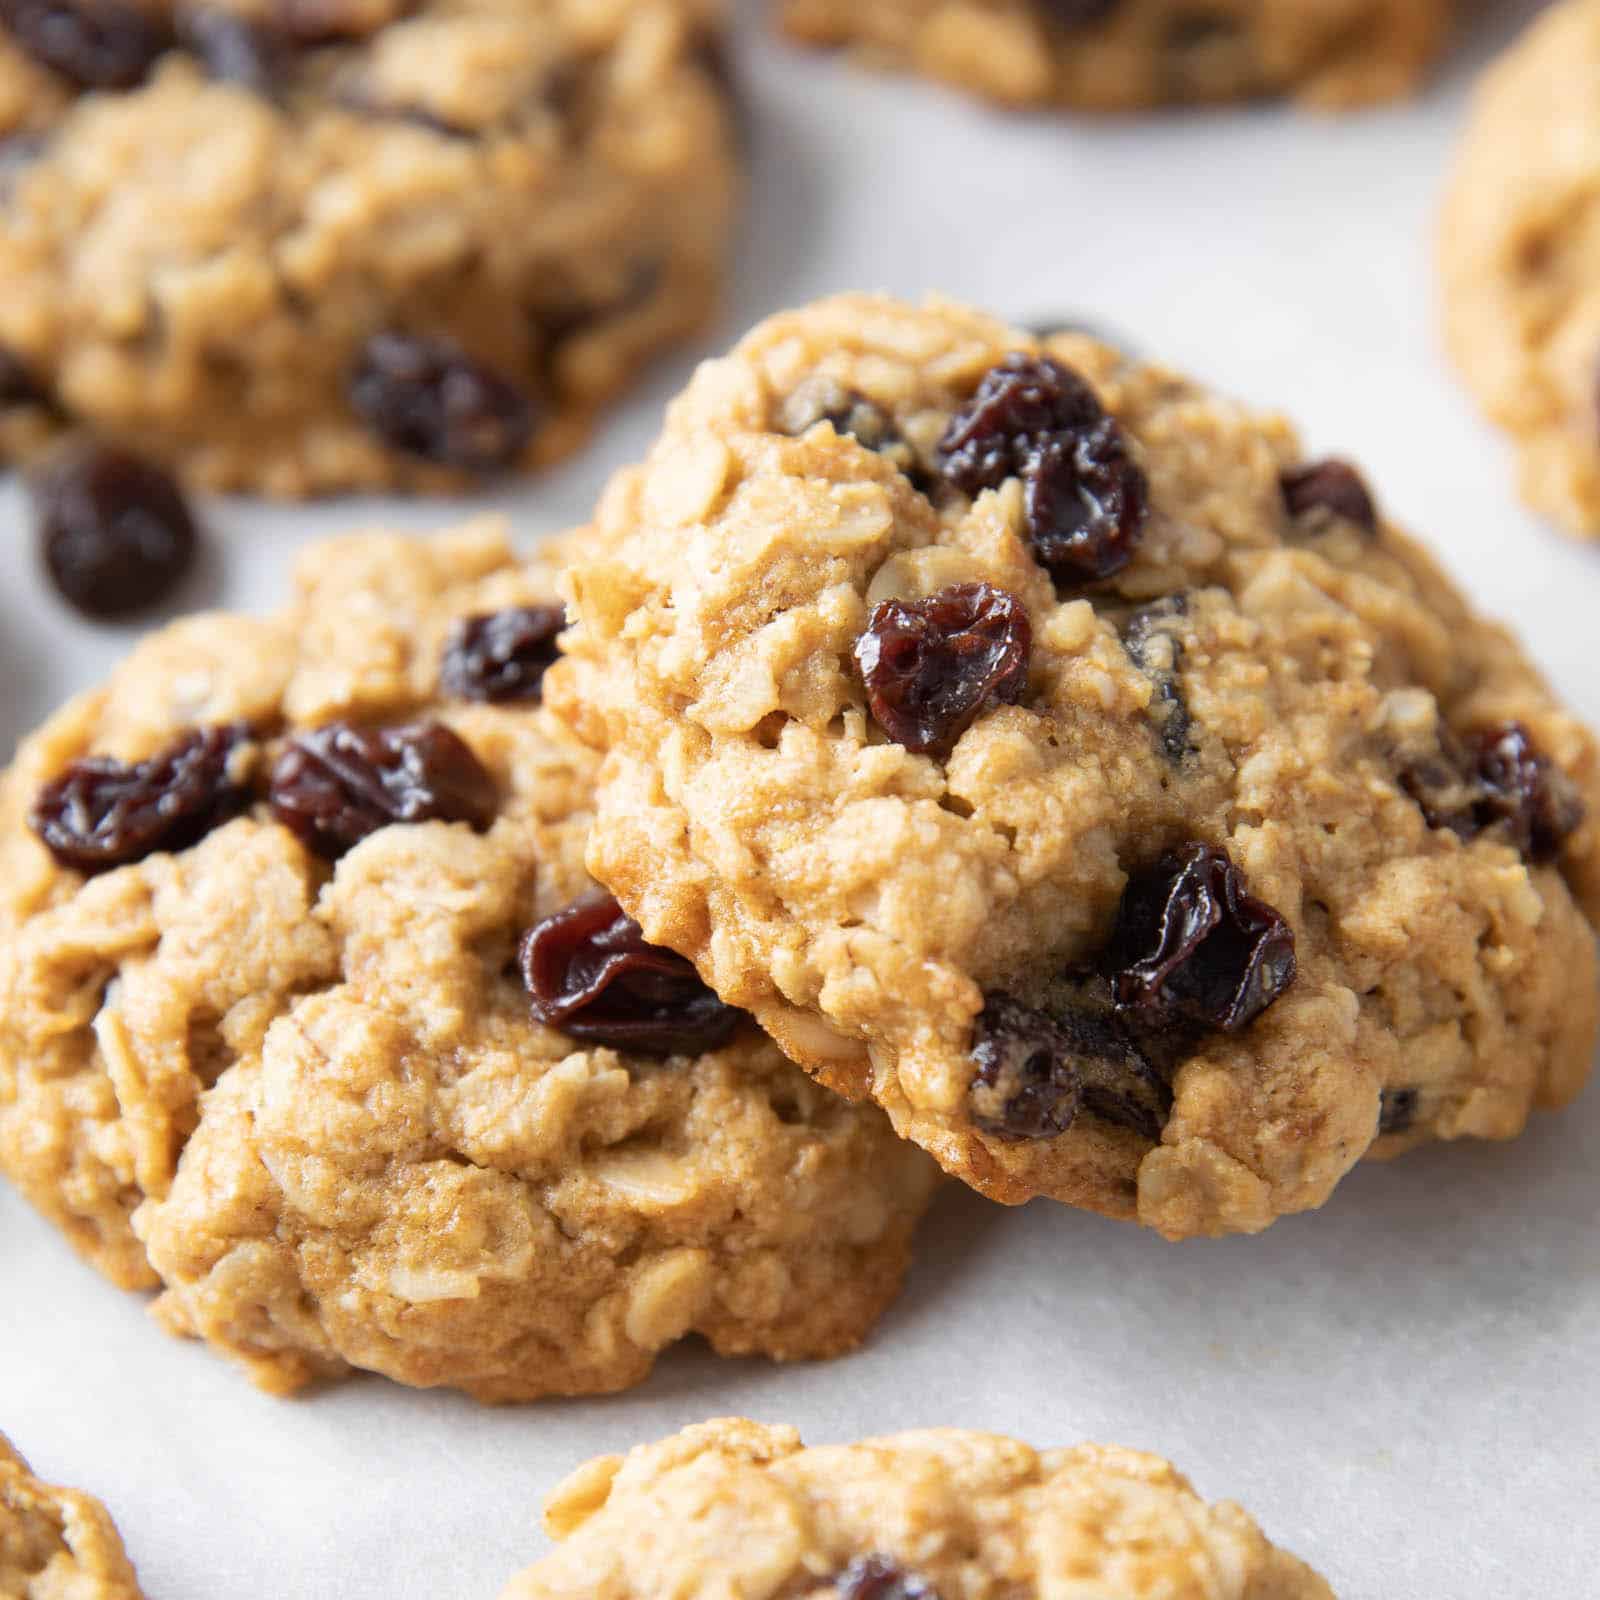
[520,892,743,1055]
[348,332,535,472]
[1105,843,1296,1031]
[29,724,251,874]
[835,1556,942,1600]
[177,6,290,89]
[33,444,200,620]
[970,989,1168,1143]
[269,720,497,859]
[439,605,565,703]
[1404,721,1583,864]
[937,355,1147,587]
[1121,595,1193,763]
[1280,458,1377,534]
[1,0,168,86]
[854,581,1031,757]
[1378,1087,1418,1136]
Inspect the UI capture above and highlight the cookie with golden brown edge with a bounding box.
[1,1434,144,1600]
[780,0,1449,113]
[499,1419,1333,1600]
[1440,0,1600,539]
[549,292,1600,1240]
[0,522,937,1399]
[0,0,737,495]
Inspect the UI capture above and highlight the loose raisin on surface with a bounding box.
[439,605,565,703]
[1121,595,1193,763]
[835,1555,942,1600]
[937,354,1147,586]
[178,6,290,89]
[30,723,251,874]
[854,581,1031,757]
[970,989,1168,1143]
[1105,842,1296,1031]
[348,332,536,472]
[269,720,497,859]
[520,892,743,1055]
[1,0,168,86]
[1403,721,1583,864]
[1280,458,1377,534]
[1378,1087,1418,1136]
[33,444,200,620]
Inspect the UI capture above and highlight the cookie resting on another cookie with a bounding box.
[779,0,1449,112]
[0,0,737,495]
[497,1419,1333,1600]
[0,1434,144,1600]
[550,292,1600,1240]
[1440,0,1600,539]
[0,522,937,1400]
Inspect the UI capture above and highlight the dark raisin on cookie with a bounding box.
[29,723,251,874]
[0,345,45,408]
[854,581,1031,757]
[1280,458,1378,535]
[1121,595,1193,763]
[33,444,200,620]
[269,720,497,859]
[177,6,291,90]
[0,0,169,87]
[1104,842,1296,1032]
[970,989,1168,1143]
[778,376,931,491]
[834,1556,942,1600]
[1403,721,1583,863]
[520,891,743,1055]
[348,332,536,472]
[1378,1087,1418,1136]
[937,354,1148,587]
[1037,0,1120,26]
[439,605,565,704]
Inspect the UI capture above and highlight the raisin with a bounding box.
[854,581,1031,757]
[439,605,565,704]
[937,354,1147,587]
[1038,0,1120,25]
[269,721,497,859]
[1,0,168,87]
[177,7,291,90]
[1105,843,1296,1031]
[1280,458,1377,534]
[520,892,743,1055]
[1121,595,1193,763]
[778,377,931,490]
[835,1556,942,1600]
[0,346,44,409]
[29,724,251,874]
[1378,1087,1417,1136]
[348,332,535,473]
[969,989,1168,1143]
[1403,721,1583,864]
[33,444,200,620]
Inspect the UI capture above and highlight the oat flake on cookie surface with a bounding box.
[549,292,1600,1240]
[498,1418,1333,1600]
[0,0,737,496]
[0,522,937,1400]
[779,0,1448,113]
[0,1433,144,1600]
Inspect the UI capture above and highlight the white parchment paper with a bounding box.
[3,2,1596,1592]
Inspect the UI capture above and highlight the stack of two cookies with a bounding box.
[5,293,1600,1598]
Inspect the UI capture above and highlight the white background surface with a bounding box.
[2,1,1596,1592]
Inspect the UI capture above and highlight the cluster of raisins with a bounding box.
[971,844,1296,1143]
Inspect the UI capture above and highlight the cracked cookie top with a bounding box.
[500,1418,1333,1600]
[0,1433,144,1600]
[0,522,937,1400]
[551,292,1600,1239]
[0,0,737,494]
